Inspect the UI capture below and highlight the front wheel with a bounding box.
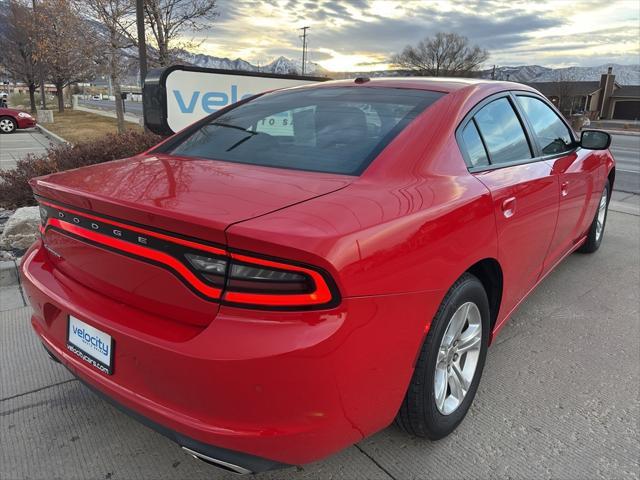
[0,116,17,134]
[396,273,490,439]
[578,179,610,254]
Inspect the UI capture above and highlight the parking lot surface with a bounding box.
[0,130,53,171]
[610,134,640,194]
[1,210,639,480]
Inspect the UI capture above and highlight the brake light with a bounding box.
[38,199,339,309]
[183,251,335,308]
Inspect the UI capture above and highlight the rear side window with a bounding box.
[460,121,489,167]
[166,87,444,175]
[516,95,574,155]
[474,97,532,164]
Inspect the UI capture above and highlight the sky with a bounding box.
[193,0,640,72]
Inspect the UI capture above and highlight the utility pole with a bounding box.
[299,26,309,76]
[136,0,148,88]
[491,64,496,80]
[32,0,47,110]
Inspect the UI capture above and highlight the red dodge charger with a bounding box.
[22,78,614,473]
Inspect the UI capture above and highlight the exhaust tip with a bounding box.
[182,446,254,475]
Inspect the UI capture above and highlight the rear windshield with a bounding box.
[164,87,444,175]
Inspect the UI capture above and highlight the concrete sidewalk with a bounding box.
[1,210,637,479]
[0,129,54,171]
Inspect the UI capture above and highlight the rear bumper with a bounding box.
[42,351,288,474]
[21,240,443,466]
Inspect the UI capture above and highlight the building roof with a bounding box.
[525,81,601,97]
[612,85,640,98]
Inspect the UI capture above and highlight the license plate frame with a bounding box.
[66,315,114,375]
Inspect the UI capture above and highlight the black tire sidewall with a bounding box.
[593,180,610,250]
[421,275,490,438]
[0,117,17,134]
[579,179,610,253]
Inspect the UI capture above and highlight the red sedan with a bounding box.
[21,78,614,473]
[0,107,37,133]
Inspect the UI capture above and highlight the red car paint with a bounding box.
[0,107,37,130]
[21,78,615,469]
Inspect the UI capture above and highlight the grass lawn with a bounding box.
[40,110,142,144]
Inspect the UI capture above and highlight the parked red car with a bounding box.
[0,107,37,133]
[21,78,614,474]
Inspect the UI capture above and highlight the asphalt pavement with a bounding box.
[610,134,640,194]
[1,209,638,480]
[78,99,143,117]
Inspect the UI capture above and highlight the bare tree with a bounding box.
[0,1,40,113]
[36,0,98,112]
[391,32,489,77]
[144,0,218,66]
[551,72,579,117]
[81,0,136,133]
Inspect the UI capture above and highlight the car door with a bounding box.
[513,93,602,269]
[457,94,559,317]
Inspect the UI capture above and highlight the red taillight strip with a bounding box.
[46,218,223,299]
[224,253,333,306]
[40,200,338,308]
[40,200,225,256]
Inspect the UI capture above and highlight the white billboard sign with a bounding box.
[144,66,325,135]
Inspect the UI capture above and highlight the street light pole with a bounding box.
[299,26,309,76]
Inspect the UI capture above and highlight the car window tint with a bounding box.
[516,95,574,155]
[460,121,489,167]
[167,87,445,175]
[474,97,532,164]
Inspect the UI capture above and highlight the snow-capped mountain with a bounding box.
[177,52,328,77]
[177,52,256,72]
[477,64,640,84]
[178,51,639,85]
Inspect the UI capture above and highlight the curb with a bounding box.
[0,259,19,288]
[35,124,71,145]
[601,130,640,137]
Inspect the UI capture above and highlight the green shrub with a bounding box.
[0,130,162,209]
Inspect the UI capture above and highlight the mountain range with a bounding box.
[177,52,640,85]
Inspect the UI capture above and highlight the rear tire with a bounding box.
[396,273,490,439]
[0,116,17,134]
[578,179,610,254]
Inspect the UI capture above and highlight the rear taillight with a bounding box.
[184,251,336,308]
[38,199,339,310]
[185,253,227,288]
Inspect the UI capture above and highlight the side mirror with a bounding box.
[580,130,611,150]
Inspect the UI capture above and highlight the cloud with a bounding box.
[190,0,640,70]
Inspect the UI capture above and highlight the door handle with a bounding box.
[502,197,516,218]
[561,181,569,197]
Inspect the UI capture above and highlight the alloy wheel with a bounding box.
[434,302,482,415]
[0,118,15,133]
[595,187,608,242]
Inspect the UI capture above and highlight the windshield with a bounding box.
[164,86,444,175]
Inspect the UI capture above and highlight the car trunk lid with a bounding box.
[31,153,351,244]
[31,154,351,326]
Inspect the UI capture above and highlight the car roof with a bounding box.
[303,76,530,95]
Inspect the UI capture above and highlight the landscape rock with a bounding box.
[0,206,40,250]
